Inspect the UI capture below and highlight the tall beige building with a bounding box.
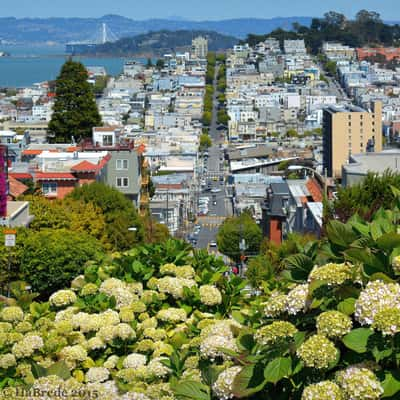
[191,36,208,59]
[322,101,382,178]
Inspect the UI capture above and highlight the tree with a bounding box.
[67,183,144,251]
[245,255,275,288]
[20,229,104,297]
[286,129,298,138]
[202,111,212,126]
[156,59,165,70]
[217,212,262,262]
[199,133,212,150]
[48,60,101,142]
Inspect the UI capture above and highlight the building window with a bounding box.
[116,159,129,170]
[116,177,129,188]
[348,122,351,127]
[102,135,113,146]
[42,182,57,194]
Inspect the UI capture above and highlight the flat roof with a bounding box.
[344,152,400,175]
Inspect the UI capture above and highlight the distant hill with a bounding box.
[0,15,313,44]
[74,30,239,56]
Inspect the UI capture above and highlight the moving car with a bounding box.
[211,188,221,193]
[209,241,217,247]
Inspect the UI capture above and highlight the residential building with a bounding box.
[322,102,382,178]
[322,42,355,61]
[191,36,208,59]
[284,40,307,55]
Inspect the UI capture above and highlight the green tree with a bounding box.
[217,212,262,262]
[245,254,275,288]
[286,129,298,138]
[20,230,104,297]
[67,183,144,251]
[48,60,101,142]
[202,111,212,126]
[199,133,212,150]
[156,59,165,70]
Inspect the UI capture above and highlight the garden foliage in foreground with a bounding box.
[2,202,400,399]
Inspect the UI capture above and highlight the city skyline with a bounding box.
[1,0,399,20]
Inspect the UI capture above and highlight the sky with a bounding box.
[1,0,399,20]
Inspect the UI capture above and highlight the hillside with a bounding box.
[0,15,312,44]
[74,30,238,56]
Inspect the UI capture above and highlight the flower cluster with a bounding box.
[85,367,110,383]
[0,306,24,322]
[392,255,400,274]
[212,366,242,400]
[264,292,287,317]
[156,277,197,299]
[302,381,343,400]
[297,335,339,369]
[355,280,400,326]
[254,321,298,346]
[49,290,77,308]
[0,353,16,369]
[336,366,383,399]
[316,311,352,338]
[308,263,355,285]
[371,307,400,336]
[286,284,309,315]
[199,285,222,306]
[12,335,44,359]
[157,308,187,323]
[123,353,147,369]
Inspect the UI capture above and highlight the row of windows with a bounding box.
[42,177,130,194]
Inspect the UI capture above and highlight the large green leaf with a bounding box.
[326,220,358,248]
[264,357,292,384]
[337,298,356,315]
[30,362,47,379]
[342,328,373,353]
[376,233,400,251]
[232,364,266,398]
[283,254,314,281]
[46,361,71,380]
[172,380,210,400]
[382,372,400,398]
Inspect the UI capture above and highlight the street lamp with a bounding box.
[287,165,328,198]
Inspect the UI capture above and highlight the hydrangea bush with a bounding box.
[2,210,400,399]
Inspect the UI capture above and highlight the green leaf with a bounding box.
[376,233,400,251]
[237,334,255,352]
[337,298,356,315]
[283,254,314,281]
[342,328,373,353]
[30,362,48,379]
[232,310,245,324]
[264,357,292,384]
[172,380,210,400]
[232,364,266,398]
[382,372,400,398]
[370,220,383,240]
[326,220,358,248]
[293,332,306,349]
[46,361,71,380]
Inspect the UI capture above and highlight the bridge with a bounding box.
[66,23,118,55]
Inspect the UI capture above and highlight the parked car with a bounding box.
[209,241,217,247]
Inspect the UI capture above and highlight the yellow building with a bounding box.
[322,102,382,178]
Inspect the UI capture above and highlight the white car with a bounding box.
[209,241,217,247]
[211,188,221,193]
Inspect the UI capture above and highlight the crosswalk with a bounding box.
[197,216,226,228]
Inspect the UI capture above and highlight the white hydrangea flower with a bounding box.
[156,276,197,299]
[147,357,171,378]
[212,366,242,400]
[0,353,16,369]
[157,308,187,323]
[99,278,126,297]
[1,306,24,322]
[72,312,102,332]
[120,393,151,400]
[85,367,110,383]
[103,355,119,370]
[336,366,383,399]
[302,381,343,400]
[123,353,147,369]
[86,337,106,351]
[286,284,309,315]
[355,280,400,325]
[200,335,239,361]
[59,345,87,363]
[49,290,77,308]
[199,285,223,306]
[115,323,136,340]
[12,334,44,359]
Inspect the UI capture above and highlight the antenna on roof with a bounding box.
[71,136,76,145]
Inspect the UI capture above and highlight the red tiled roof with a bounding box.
[36,172,77,181]
[137,143,146,154]
[22,149,43,156]
[8,176,29,198]
[71,160,98,172]
[306,178,323,202]
[67,146,79,152]
[96,153,112,172]
[9,172,33,180]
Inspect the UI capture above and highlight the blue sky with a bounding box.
[2,0,399,20]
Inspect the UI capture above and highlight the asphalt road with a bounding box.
[193,63,232,252]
